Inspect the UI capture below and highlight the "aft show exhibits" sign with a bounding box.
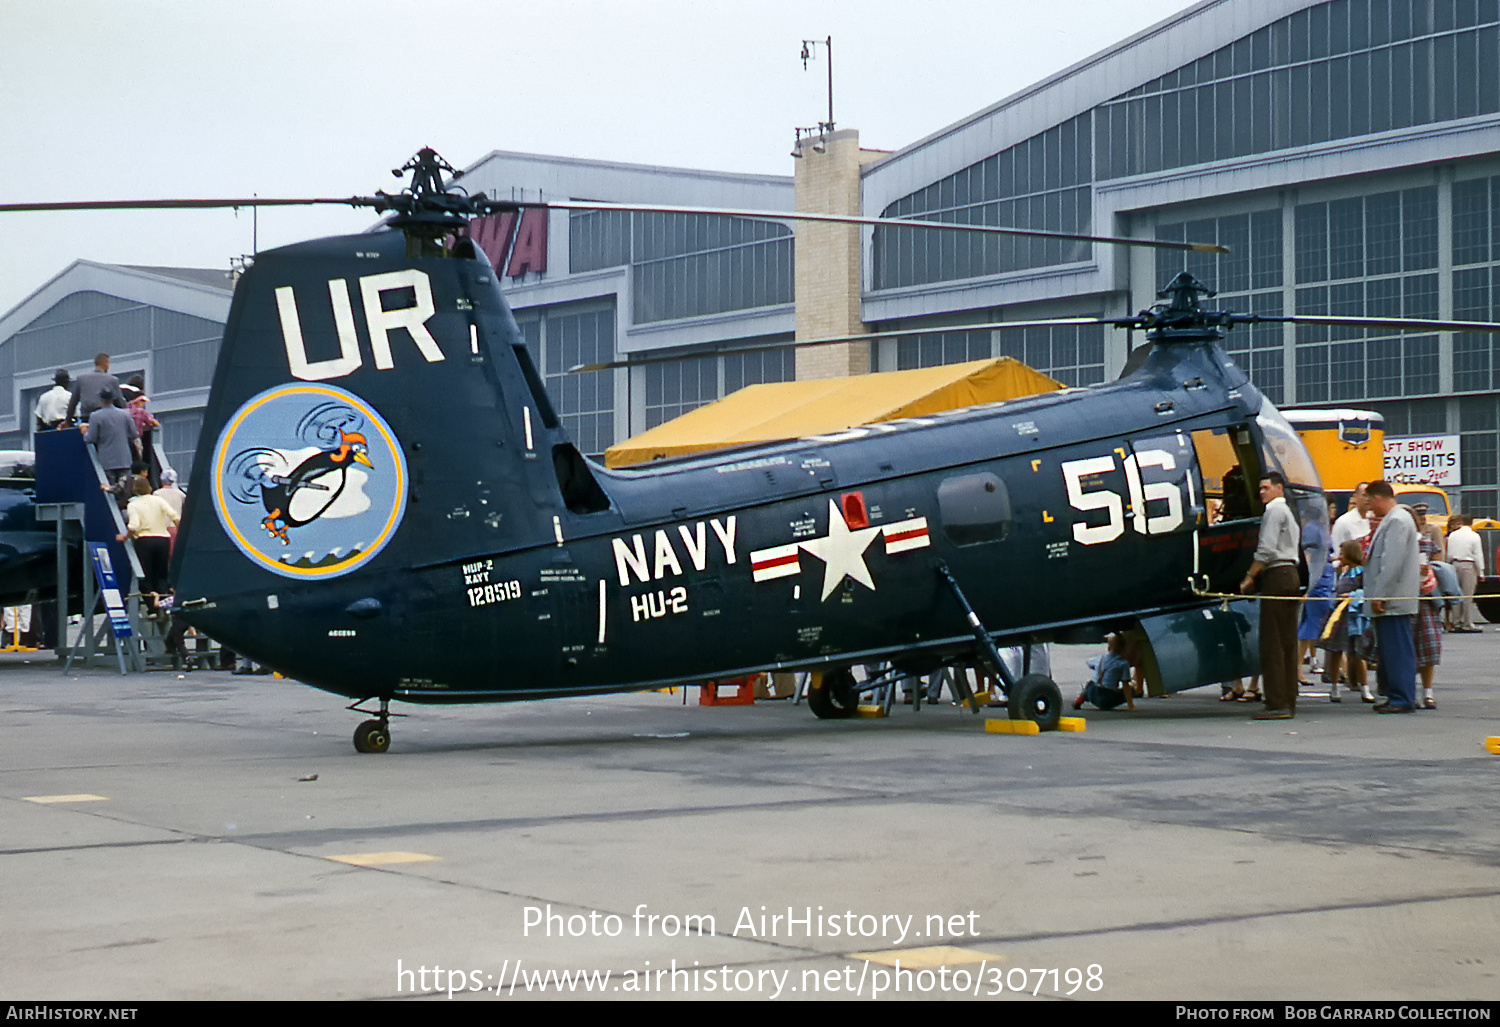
[1383,434,1462,486]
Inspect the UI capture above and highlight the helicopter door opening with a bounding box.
[1189,424,1263,593]
[1191,425,1261,524]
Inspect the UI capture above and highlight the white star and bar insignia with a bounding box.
[750,499,930,600]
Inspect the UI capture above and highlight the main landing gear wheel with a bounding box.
[807,668,861,720]
[1008,673,1063,731]
[353,719,391,754]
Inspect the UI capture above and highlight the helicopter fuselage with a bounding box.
[173,232,1304,705]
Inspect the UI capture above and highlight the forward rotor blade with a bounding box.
[569,317,1141,373]
[516,200,1229,255]
[2,193,1229,257]
[0,197,380,213]
[1242,314,1500,333]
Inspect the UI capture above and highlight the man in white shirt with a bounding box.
[1241,472,1303,720]
[1446,514,1486,632]
[33,369,72,431]
[1329,482,1371,558]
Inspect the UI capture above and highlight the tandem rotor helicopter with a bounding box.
[8,148,1500,753]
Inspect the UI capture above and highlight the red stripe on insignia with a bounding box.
[884,528,928,545]
[753,552,800,571]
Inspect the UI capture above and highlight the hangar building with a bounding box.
[0,261,232,478]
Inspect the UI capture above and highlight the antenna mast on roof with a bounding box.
[800,35,834,135]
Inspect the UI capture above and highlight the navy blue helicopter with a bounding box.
[0,453,69,610]
[9,150,1498,752]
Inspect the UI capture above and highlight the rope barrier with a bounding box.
[1190,589,1454,603]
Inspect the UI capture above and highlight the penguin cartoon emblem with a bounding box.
[229,405,375,545]
[212,386,407,579]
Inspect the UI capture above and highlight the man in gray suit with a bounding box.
[65,352,125,425]
[1363,480,1420,713]
[84,390,139,487]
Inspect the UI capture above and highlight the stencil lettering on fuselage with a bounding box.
[611,518,738,587]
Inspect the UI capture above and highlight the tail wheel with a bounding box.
[807,668,861,720]
[353,719,391,754]
[1008,674,1063,731]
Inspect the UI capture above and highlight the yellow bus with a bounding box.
[1280,409,1384,516]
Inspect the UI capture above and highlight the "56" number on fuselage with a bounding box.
[1060,449,1184,545]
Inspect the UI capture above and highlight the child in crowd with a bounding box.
[1324,539,1374,703]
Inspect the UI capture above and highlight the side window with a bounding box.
[938,471,1012,546]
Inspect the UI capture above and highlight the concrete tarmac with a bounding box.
[2,634,1498,1002]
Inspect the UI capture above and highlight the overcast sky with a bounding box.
[0,0,1201,317]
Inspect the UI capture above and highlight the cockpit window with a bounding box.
[1255,402,1323,491]
[1253,403,1331,585]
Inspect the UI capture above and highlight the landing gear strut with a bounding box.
[935,561,1062,729]
[348,697,395,753]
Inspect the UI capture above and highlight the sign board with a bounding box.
[1383,435,1462,487]
[464,209,548,279]
[89,543,133,639]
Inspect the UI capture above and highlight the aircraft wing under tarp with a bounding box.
[605,357,1064,468]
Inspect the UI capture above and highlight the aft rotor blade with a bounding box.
[568,317,1141,373]
[1242,314,1500,333]
[517,199,1229,255]
[0,197,380,213]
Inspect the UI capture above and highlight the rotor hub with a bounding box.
[1138,272,1233,342]
[376,148,479,238]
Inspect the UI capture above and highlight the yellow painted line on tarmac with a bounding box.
[24,794,109,804]
[326,851,440,867]
[848,945,1002,968]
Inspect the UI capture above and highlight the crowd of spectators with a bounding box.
[11,354,212,667]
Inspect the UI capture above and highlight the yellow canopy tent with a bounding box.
[605,357,1064,468]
